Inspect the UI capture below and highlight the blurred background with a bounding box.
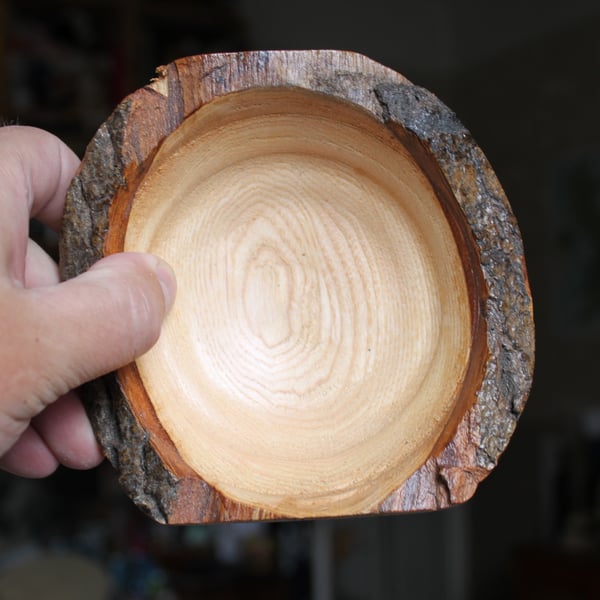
[1,0,600,598]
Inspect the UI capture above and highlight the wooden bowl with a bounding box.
[60,51,534,524]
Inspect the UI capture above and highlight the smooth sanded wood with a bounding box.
[60,51,534,524]
[123,87,472,517]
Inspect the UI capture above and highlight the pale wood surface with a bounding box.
[60,50,534,523]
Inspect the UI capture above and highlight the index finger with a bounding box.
[0,126,80,280]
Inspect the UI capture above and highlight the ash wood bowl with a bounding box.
[60,51,534,524]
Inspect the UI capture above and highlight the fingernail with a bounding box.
[155,259,177,312]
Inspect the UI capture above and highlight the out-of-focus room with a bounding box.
[1,1,600,598]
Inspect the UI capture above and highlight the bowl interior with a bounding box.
[122,87,472,517]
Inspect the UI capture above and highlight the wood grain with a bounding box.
[60,51,534,524]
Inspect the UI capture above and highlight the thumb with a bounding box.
[22,252,176,404]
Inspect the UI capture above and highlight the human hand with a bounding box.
[0,126,176,477]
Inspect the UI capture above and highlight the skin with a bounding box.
[0,126,176,478]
